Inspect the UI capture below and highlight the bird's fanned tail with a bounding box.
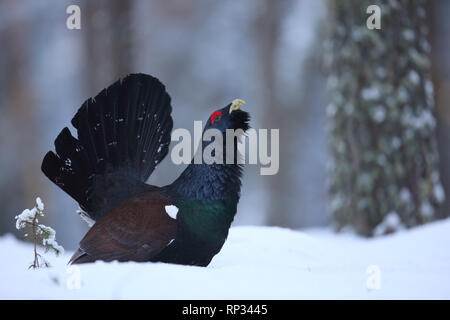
[42,73,173,222]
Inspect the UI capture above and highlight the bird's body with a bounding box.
[41,73,249,266]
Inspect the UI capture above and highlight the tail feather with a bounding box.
[42,73,173,221]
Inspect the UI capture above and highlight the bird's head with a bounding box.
[204,99,250,133]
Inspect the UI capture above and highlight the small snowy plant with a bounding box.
[15,197,64,269]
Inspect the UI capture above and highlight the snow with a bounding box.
[15,198,45,230]
[420,202,434,218]
[402,108,436,130]
[36,197,44,211]
[372,106,386,123]
[373,212,404,236]
[425,79,434,96]
[434,184,445,203]
[391,137,401,149]
[408,70,420,85]
[399,188,412,203]
[39,225,64,255]
[326,103,337,117]
[1,220,450,299]
[402,29,415,41]
[15,208,39,230]
[361,87,380,101]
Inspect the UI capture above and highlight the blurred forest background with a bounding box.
[0,0,449,249]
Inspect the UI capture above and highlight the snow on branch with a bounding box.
[15,197,64,269]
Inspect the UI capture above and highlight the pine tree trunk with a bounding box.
[326,0,444,236]
[254,0,291,227]
[0,1,37,237]
[427,0,450,219]
[84,0,133,94]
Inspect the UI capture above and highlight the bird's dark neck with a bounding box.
[167,138,243,201]
[168,162,242,201]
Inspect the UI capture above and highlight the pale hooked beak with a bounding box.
[229,99,246,114]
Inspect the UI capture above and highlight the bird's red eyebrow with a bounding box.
[211,111,223,124]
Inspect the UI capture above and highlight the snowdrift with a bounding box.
[1,220,450,299]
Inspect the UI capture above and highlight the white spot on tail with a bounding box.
[165,205,178,219]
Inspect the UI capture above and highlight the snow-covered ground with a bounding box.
[1,219,450,299]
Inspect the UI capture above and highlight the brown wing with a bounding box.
[69,190,177,264]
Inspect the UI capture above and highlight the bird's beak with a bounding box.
[229,99,245,114]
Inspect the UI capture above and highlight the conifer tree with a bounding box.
[326,0,445,236]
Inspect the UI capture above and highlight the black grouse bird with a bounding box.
[41,73,249,267]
